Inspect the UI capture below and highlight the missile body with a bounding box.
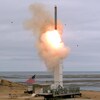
[54,6,57,30]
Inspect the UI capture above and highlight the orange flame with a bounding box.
[42,30,62,49]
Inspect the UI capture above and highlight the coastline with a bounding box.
[0,71,100,100]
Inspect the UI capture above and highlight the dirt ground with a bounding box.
[0,84,100,100]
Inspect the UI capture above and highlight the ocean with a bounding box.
[0,71,100,91]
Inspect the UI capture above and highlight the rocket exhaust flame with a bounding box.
[25,3,69,86]
[42,30,62,49]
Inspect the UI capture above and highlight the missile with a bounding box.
[54,6,57,30]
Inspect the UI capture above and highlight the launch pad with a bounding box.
[37,84,81,100]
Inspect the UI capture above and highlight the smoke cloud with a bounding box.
[25,3,69,71]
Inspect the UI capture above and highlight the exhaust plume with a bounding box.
[25,3,69,71]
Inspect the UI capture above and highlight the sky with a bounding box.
[0,0,100,71]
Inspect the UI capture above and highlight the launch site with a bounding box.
[0,0,100,100]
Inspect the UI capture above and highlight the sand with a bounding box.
[0,80,100,100]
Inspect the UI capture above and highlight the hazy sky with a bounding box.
[0,0,100,71]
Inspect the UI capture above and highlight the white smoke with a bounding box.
[25,3,69,71]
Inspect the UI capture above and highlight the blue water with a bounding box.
[0,71,100,91]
